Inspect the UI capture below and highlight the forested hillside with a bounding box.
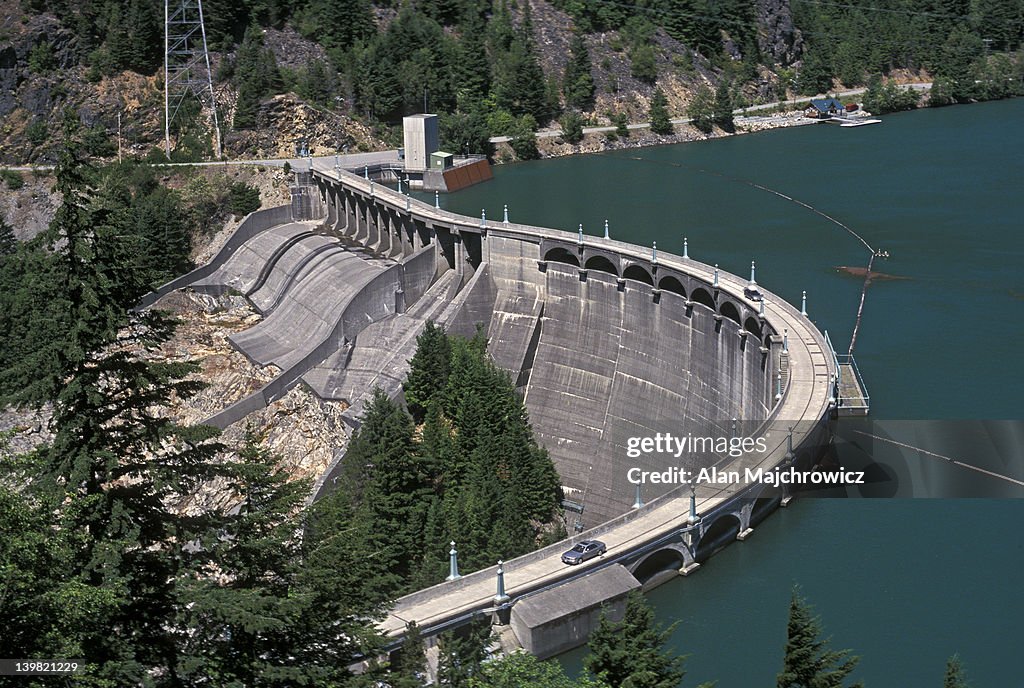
[1,0,1022,159]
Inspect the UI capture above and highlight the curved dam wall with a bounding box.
[519,264,770,526]
[477,231,774,527]
[312,170,803,528]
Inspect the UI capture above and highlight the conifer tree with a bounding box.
[405,320,452,422]
[233,25,282,129]
[390,621,428,688]
[1,118,226,685]
[173,433,312,684]
[713,78,734,131]
[686,85,714,133]
[438,617,492,688]
[564,34,596,110]
[777,587,862,688]
[943,654,970,688]
[649,88,674,134]
[585,590,685,688]
[469,650,601,687]
[456,12,492,104]
[492,5,549,122]
[0,214,15,256]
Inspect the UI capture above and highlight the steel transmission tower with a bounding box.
[164,0,222,158]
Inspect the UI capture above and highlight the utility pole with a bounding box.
[165,0,222,159]
[117,112,122,163]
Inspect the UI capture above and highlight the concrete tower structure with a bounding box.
[403,114,439,171]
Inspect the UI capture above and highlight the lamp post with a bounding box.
[446,541,461,580]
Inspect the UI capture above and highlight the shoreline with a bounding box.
[490,111,820,164]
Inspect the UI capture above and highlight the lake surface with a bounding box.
[440,99,1024,685]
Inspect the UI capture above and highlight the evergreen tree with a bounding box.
[1,118,226,685]
[440,105,492,155]
[492,6,549,122]
[456,12,492,105]
[796,47,833,95]
[934,26,986,101]
[713,78,734,131]
[613,112,630,138]
[510,115,540,160]
[777,587,862,688]
[233,25,282,129]
[584,590,684,688]
[405,320,452,422]
[649,88,674,134]
[560,110,585,144]
[563,34,596,110]
[390,621,428,688]
[301,0,375,51]
[173,433,316,684]
[686,84,714,133]
[630,43,658,84]
[943,654,970,688]
[437,617,492,688]
[0,214,15,256]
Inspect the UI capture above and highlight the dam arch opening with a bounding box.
[546,247,581,267]
[691,287,716,311]
[658,275,687,299]
[632,548,688,584]
[623,264,654,285]
[584,255,618,276]
[720,301,742,326]
[695,514,742,562]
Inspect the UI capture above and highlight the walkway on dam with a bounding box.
[309,163,835,641]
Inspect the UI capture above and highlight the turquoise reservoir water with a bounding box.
[440,99,1024,685]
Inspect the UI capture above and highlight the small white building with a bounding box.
[403,114,439,171]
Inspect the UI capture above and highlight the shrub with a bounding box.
[28,41,55,74]
[559,111,585,144]
[228,182,261,217]
[1,169,24,190]
[26,120,47,146]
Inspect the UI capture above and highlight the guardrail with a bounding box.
[837,353,870,409]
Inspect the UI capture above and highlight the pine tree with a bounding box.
[563,34,596,110]
[630,43,658,84]
[943,654,970,688]
[492,6,549,121]
[0,214,15,256]
[303,0,375,51]
[390,621,428,687]
[649,88,673,134]
[796,47,833,95]
[584,590,684,688]
[713,78,734,131]
[405,320,452,422]
[437,617,492,688]
[686,85,714,133]
[1,118,227,684]
[777,587,862,688]
[456,12,491,105]
[560,110,585,144]
[233,25,282,129]
[173,433,313,684]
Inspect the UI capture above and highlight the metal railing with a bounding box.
[836,353,870,410]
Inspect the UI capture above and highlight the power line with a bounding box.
[852,430,1024,488]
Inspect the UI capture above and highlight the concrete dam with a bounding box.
[144,159,840,656]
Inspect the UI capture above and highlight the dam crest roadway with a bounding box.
[141,155,842,658]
